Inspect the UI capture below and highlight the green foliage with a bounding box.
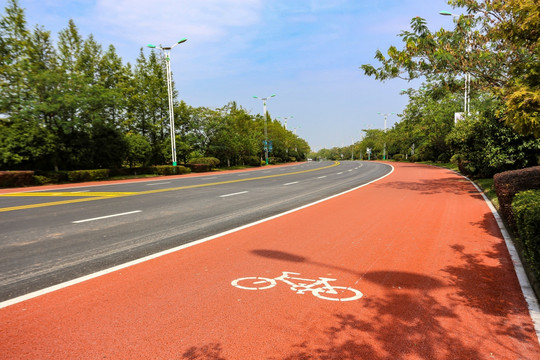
[67,169,110,182]
[493,165,540,230]
[0,2,310,175]
[188,157,220,168]
[446,112,540,178]
[152,165,190,176]
[361,0,540,137]
[513,190,540,280]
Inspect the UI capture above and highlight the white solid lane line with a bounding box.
[72,210,142,224]
[220,191,249,198]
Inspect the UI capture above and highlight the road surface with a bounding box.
[1,161,539,359]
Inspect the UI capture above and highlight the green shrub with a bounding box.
[0,171,34,187]
[242,156,261,167]
[513,190,540,280]
[33,175,53,185]
[393,154,405,162]
[188,157,220,168]
[152,165,190,175]
[185,164,210,173]
[67,169,110,182]
[494,166,540,229]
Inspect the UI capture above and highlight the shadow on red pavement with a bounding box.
[377,177,481,197]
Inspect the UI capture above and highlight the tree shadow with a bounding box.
[469,212,503,238]
[181,343,227,360]
[378,177,481,197]
[277,291,482,360]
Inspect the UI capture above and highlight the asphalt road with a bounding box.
[0,161,391,302]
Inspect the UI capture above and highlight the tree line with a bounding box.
[0,0,309,172]
[313,0,539,178]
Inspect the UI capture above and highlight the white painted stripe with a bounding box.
[317,176,327,179]
[220,191,248,198]
[146,182,171,186]
[0,164,394,309]
[337,172,343,175]
[72,210,142,224]
[283,181,299,186]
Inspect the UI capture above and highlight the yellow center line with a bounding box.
[0,162,340,212]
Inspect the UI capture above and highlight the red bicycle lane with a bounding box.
[1,162,539,359]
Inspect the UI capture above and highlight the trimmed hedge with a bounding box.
[393,154,405,162]
[0,170,34,187]
[185,164,211,173]
[513,190,540,281]
[188,157,220,168]
[152,165,191,176]
[494,166,540,229]
[68,169,110,182]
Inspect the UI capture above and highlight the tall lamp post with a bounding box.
[378,112,394,160]
[440,11,472,116]
[147,38,187,166]
[253,94,276,165]
[278,116,293,130]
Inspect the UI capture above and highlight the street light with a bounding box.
[440,11,472,116]
[378,112,394,160]
[278,116,293,130]
[147,38,188,166]
[253,94,276,165]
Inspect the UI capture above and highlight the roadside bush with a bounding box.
[185,164,210,173]
[33,175,53,185]
[34,170,69,183]
[494,166,540,229]
[108,167,156,177]
[188,157,220,168]
[0,170,34,187]
[513,190,540,281]
[393,154,405,162]
[242,156,261,167]
[152,165,191,176]
[67,169,110,182]
[446,114,540,178]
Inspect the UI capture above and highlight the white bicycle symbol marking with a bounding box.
[231,271,363,302]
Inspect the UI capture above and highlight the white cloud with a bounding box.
[94,0,264,45]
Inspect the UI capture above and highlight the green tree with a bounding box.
[361,0,540,136]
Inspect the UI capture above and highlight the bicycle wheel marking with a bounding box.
[231,271,363,302]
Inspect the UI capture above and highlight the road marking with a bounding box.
[146,182,171,186]
[220,191,248,198]
[283,181,299,186]
[72,210,142,224]
[317,176,327,179]
[337,172,343,175]
[348,169,353,172]
[70,190,90,193]
[0,163,393,309]
[1,191,137,197]
[0,162,341,212]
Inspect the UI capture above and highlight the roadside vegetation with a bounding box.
[0,0,310,175]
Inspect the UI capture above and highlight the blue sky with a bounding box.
[5,0,457,151]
